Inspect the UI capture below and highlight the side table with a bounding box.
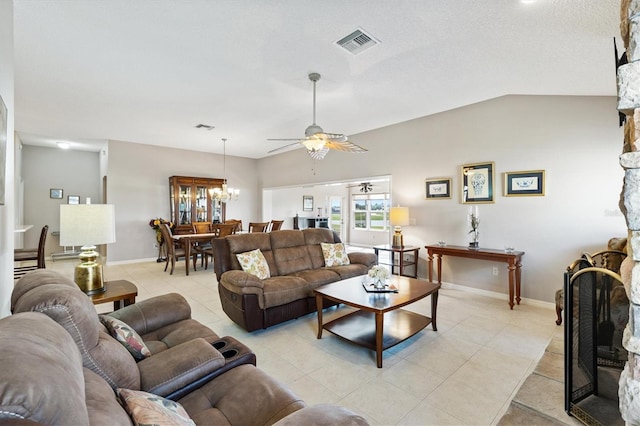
[373,244,420,278]
[90,280,138,310]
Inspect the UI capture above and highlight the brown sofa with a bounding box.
[213,228,377,332]
[3,270,368,425]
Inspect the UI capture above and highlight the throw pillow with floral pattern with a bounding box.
[236,248,271,279]
[321,242,351,267]
[117,388,195,426]
[100,315,151,360]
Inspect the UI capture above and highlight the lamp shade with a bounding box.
[60,204,116,246]
[390,206,410,227]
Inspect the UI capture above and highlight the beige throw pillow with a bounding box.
[321,242,351,267]
[236,248,270,279]
[117,388,195,426]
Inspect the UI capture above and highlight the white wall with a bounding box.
[22,145,101,255]
[258,95,625,303]
[106,140,259,262]
[0,0,14,318]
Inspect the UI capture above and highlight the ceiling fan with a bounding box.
[347,182,373,193]
[267,72,368,160]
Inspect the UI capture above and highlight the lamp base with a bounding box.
[392,229,404,248]
[75,246,106,295]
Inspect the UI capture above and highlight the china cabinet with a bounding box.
[169,176,226,234]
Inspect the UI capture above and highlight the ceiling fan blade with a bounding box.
[267,141,303,154]
[324,139,368,153]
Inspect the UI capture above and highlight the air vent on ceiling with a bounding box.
[195,124,215,130]
[336,28,379,55]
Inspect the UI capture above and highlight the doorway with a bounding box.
[329,196,343,241]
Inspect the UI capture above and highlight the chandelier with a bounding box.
[209,138,239,202]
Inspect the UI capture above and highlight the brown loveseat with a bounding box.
[213,228,377,331]
[2,270,368,425]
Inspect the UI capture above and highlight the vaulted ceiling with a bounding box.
[13,0,620,158]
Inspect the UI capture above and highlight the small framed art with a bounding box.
[67,195,80,204]
[504,170,545,196]
[50,188,63,199]
[303,195,314,211]
[461,162,494,203]
[425,178,452,199]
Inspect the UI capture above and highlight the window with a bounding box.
[352,193,390,231]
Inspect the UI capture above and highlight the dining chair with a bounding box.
[200,223,236,270]
[269,220,284,231]
[248,222,270,233]
[159,223,195,275]
[14,225,49,279]
[192,222,213,269]
[224,219,243,234]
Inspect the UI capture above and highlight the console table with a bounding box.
[425,244,525,309]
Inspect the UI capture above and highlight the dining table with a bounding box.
[172,232,218,275]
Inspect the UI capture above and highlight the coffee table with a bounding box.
[314,275,440,368]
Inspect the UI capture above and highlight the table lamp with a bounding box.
[390,206,410,247]
[60,204,116,295]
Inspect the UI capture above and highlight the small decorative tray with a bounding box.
[362,283,399,293]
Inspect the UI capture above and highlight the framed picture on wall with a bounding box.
[461,162,494,203]
[67,195,80,204]
[303,195,313,211]
[504,170,545,196]
[50,188,63,199]
[425,178,452,199]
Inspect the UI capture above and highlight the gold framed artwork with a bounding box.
[461,162,494,203]
[425,178,452,199]
[504,170,545,196]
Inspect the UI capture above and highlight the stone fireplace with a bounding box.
[617,0,640,423]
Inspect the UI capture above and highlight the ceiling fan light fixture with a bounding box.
[301,138,326,152]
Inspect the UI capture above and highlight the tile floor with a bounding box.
[48,258,563,425]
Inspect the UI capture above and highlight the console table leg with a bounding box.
[431,290,438,331]
[315,295,324,339]
[436,254,443,284]
[427,252,434,282]
[375,312,384,368]
[508,264,516,310]
[515,262,522,305]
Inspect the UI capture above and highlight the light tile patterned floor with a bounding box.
[48,258,562,425]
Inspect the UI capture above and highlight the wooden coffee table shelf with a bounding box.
[314,275,439,368]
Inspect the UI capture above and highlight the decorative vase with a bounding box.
[469,229,479,249]
[374,278,386,289]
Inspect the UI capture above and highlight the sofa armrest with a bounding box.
[273,404,369,425]
[107,293,191,335]
[348,252,377,269]
[221,270,265,289]
[137,337,225,397]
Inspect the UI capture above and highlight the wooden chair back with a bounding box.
[224,219,243,233]
[248,222,270,233]
[216,223,237,238]
[193,222,212,234]
[269,220,284,231]
[14,225,49,279]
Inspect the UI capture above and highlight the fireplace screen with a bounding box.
[564,258,628,424]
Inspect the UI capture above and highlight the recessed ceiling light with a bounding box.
[57,142,70,149]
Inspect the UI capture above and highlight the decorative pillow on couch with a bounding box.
[321,243,351,267]
[236,248,271,279]
[100,315,151,360]
[117,388,195,426]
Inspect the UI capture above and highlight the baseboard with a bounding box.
[440,281,555,310]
